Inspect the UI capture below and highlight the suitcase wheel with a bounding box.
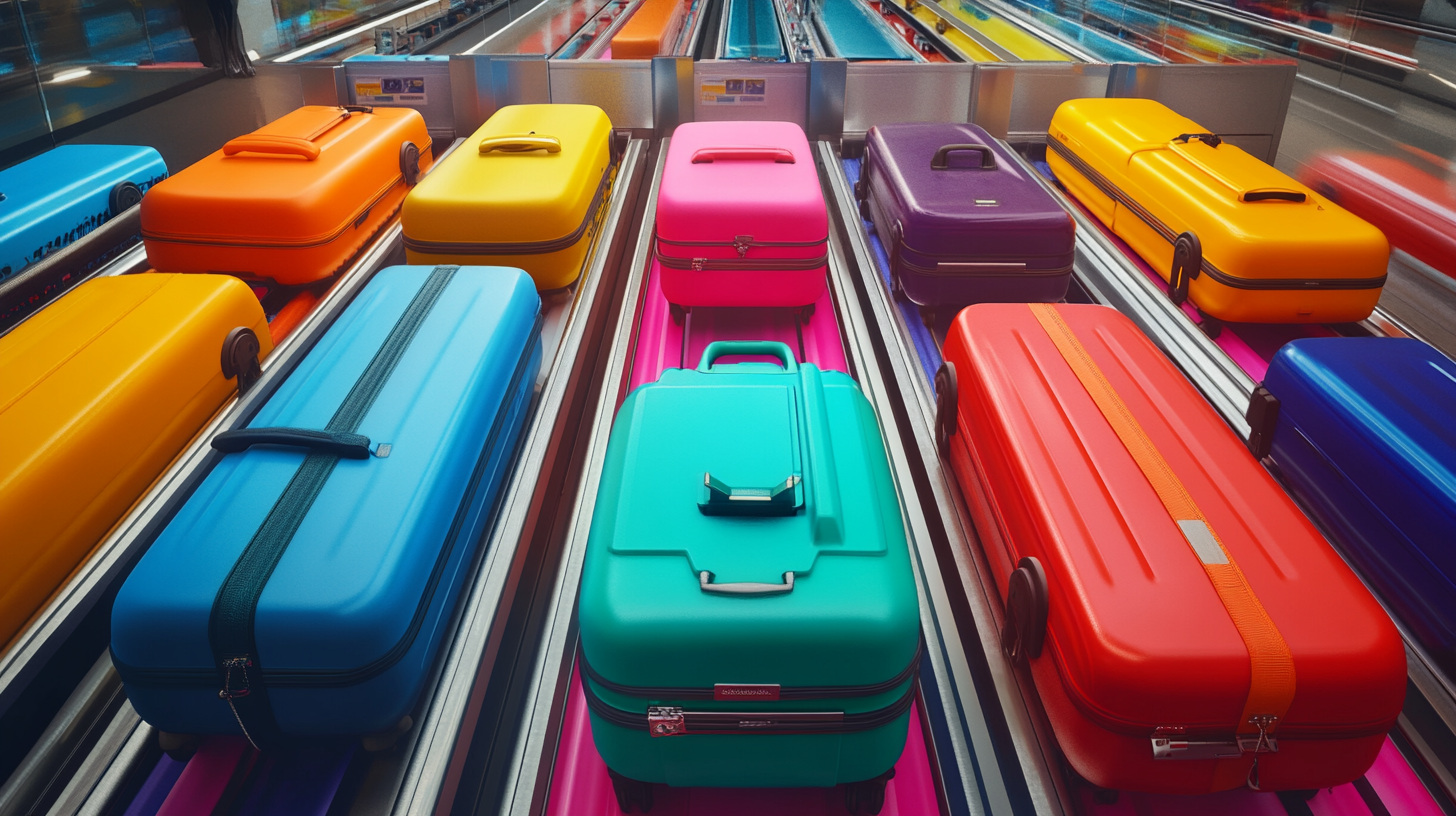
[844,767,895,815]
[797,302,816,322]
[858,197,872,223]
[918,305,935,330]
[220,327,264,396]
[109,181,143,215]
[157,731,200,762]
[607,768,654,813]
[669,303,688,326]
[400,141,422,186]
[1168,231,1202,308]
[1001,557,1048,664]
[933,362,957,457]
[1196,310,1223,340]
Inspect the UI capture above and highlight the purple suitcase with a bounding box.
[856,123,1075,313]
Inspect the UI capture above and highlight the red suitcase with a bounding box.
[935,302,1405,795]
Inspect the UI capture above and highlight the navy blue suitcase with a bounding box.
[0,144,167,281]
[111,265,541,746]
[1254,337,1456,674]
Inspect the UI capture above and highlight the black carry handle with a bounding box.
[931,144,995,170]
[212,428,372,459]
[1173,132,1223,148]
[342,105,375,114]
[1242,189,1307,203]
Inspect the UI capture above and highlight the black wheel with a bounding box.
[859,197,872,222]
[1001,557,1048,664]
[933,362,957,458]
[400,141,422,186]
[158,731,200,761]
[844,768,895,815]
[1168,231,1201,308]
[797,302,816,322]
[935,17,947,32]
[918,304,935,329]
[109,181,142,215]
[607,769,654,813]
[669,303,687,326]
[1198,311,1224,340]
[220,326,264,395]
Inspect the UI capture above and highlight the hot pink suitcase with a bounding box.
[656,121,828,311]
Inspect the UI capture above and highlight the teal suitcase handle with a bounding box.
[800,366,843,543]
[699,570,795,595]
[697,341,798,372]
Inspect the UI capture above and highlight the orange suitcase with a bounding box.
[611,0,688,58]
[141,105,431,291]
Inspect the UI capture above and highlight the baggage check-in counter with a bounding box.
[5,56,1456,816]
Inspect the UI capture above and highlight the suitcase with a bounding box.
[1254,337,1456,677]
[578,341,920,792]
[402,105,613,292]
[656,122,827,310]
[142,105,431,290]
[0,274,270,648]
[858,123,1075,310]
[935,303,1405,794]
[1299,152,1456,280]
[722,0,786,59]
[817,0,915,59]
[112,265,542,743]
[0,144,167,281]
[1046,98,1389,324]
[611,0,687,58]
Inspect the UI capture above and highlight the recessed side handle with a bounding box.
[699,571,795,595]
[480,135,561,154]
[212,428,372,459]
[223,136,321,160]
[1241,188,1307,203]
[698,473,800,516]
[691,147,796,164]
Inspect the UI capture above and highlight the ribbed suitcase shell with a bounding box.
[112,265,541,736]
[861,123,1074,306]
[939,303,1405,794]
[579,342,919,788]
[1299,153,1456,281]
[142,106,431,287]
[611,0,687,58]
[1264,338,1456,676]
[1047,98,1389,323]
[0,274,270,648]
[817,0,913,59]
[402,105,613,291]
[721,0,784,59]
[656,122,827,308]
[0,144,167,282]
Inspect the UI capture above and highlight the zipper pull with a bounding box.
[691,258,706,272]
[733,235,754,258]
[219,656,253,699]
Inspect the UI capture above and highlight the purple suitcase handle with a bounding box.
[931,144,995,170]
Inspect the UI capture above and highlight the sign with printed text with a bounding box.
[700,77,767,105]
[355,76,427,104]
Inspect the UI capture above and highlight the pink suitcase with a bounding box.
[656,121,828,311]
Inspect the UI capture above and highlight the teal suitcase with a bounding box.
[578,341,921,793]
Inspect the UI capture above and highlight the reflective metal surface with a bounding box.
[844,62,976,134]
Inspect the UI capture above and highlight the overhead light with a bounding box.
[50,68,92,83]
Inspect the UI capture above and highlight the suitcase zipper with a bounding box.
[401,163,612,257]
[582,673,917,737]
[655,250,828,272]
[578,638,922,701]
[899,257,1072,278]
[111,305,545,695]
[1047,139,1388,291]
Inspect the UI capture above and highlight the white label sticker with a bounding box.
[700,77,767,105]
[355,76,427,104]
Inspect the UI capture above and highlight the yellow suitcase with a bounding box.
[0,274,271,649]
[401,104,613,291]
[1047,98,1388,324]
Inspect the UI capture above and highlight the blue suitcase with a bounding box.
[111,265,541,746]
[1254,337,1456,674]
[0,144,168,281]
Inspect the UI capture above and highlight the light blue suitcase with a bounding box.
[111,265,541,747]
[0,144,167,280]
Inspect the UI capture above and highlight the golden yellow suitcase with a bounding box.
[1047,98,1389,324]
[401,104,613,291]
[0,274,271,649]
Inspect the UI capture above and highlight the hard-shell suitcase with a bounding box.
[1255,338,1456,676]
[402,105,613,291]
[858,123,1075,309]
[611,0,687,58]
[816,0,914,59]
[656,122,827,310]
[0,144,167,282]
[142,105,431,290]
[1047,98,1389,324]
[578,341,920,792]
[0,274,270,648]
[722,0,785,59]
[112,265,542,742]
[1299,152,1456,280]
[935,303,1405,794]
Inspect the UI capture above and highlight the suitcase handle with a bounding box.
[699,473,802,516]
[690,147,796,164]
[699,571,795,595]
[479,135,562,154]
[1241,188,1307,203]
[931,144,995,170]
[697,341,798,371]
[223,136,321,161]
[212,428,373,459]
